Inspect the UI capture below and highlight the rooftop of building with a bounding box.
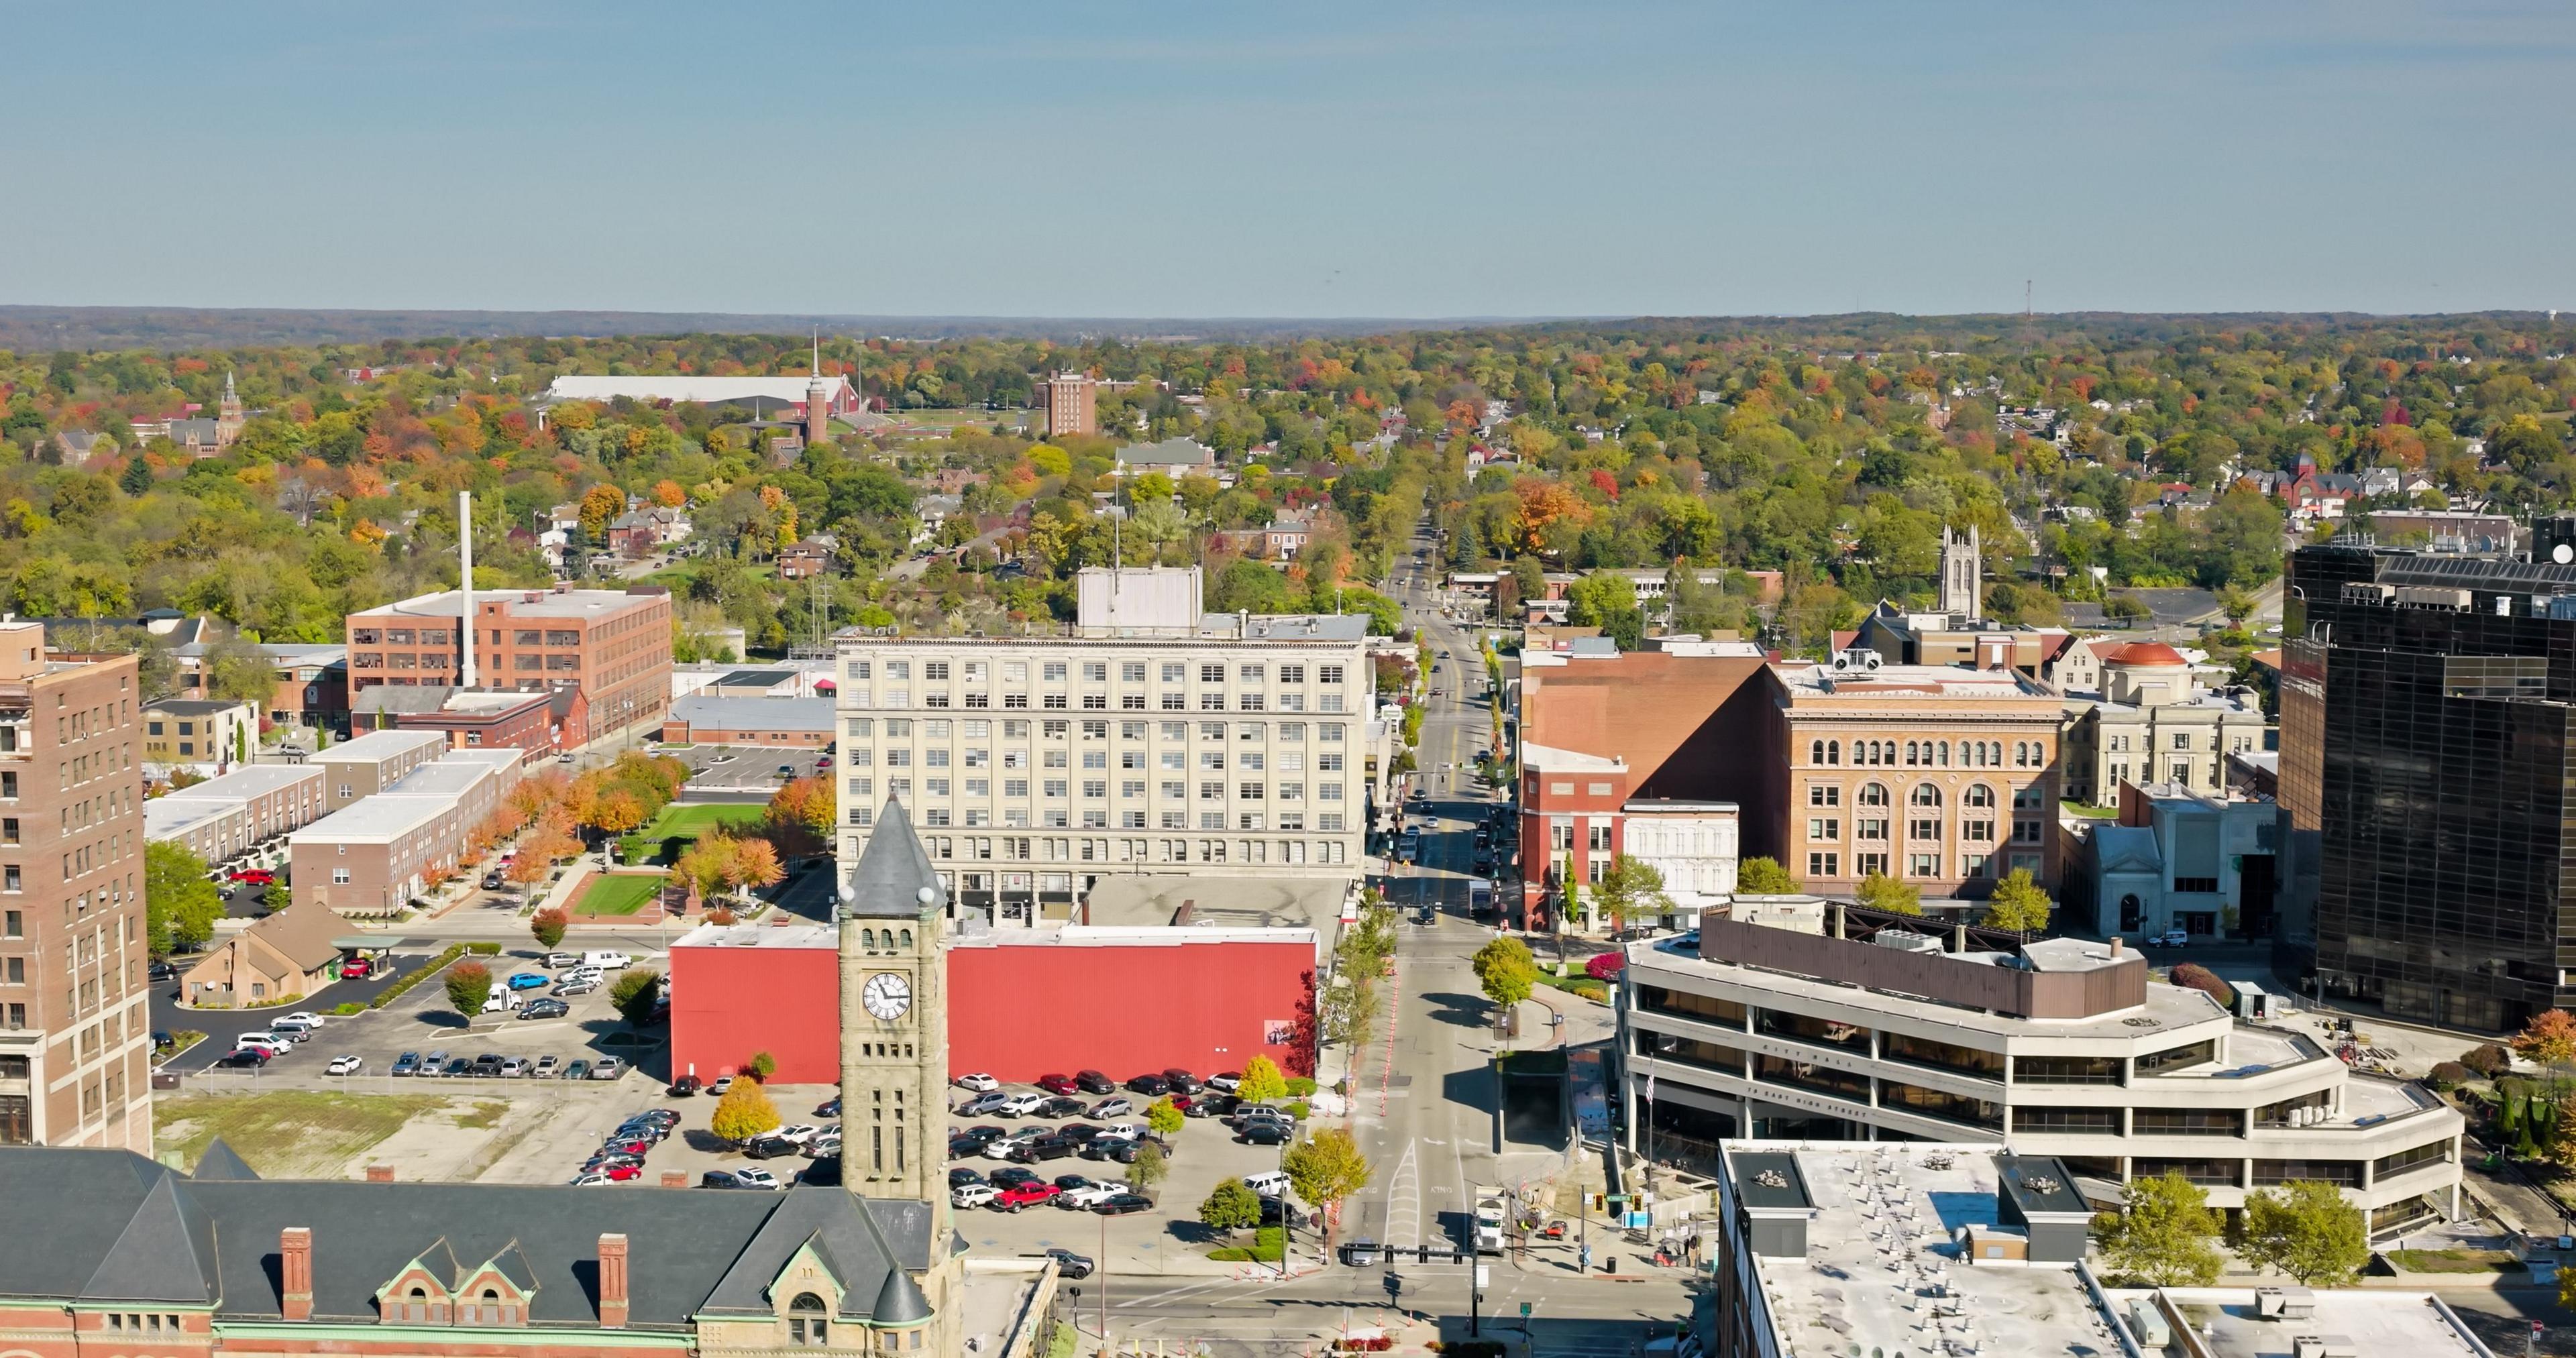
[145,697,247,716]
[1080,873,1354,934]
[1521,741,1625,772]
[287,754,514,843]
[144,797,236,839]
[311,728,451,764]
[670,693,835,731]
[1771,660,2053,701]
[357,586,665,622]
[1727,1142,2106,1358]
[161,763,323,799]
[2103,1288,2496,1358]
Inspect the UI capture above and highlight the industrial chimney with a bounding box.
[458,490,476,688]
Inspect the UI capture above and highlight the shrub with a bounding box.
[749,1050,777,1081]
[2428,1062,2473,1090]
[531,907,568,949]
[1285,1076,1318,1098]
[2464,1044,2514,1078]
[1285,1101,1310,1119]
[2169,963,2235,1008]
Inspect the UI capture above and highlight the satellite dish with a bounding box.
[2553,543,2571,565]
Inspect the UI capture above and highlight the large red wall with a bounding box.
[669,936,1314,1086]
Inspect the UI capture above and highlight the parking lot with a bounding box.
[672,746,830,797]
[176,946,665,1087]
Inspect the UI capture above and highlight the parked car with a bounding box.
[217,1048,270,1068]
[700,1171,753,1190]
[326,1054,364,1076]
[339,958,376,979]
[1124,1074,1169,1096]
[541,952,582,968]
[956,1091,1012,1116]
[994,1182,1060,1211]
[521,998,571,1019]
[953,1182,1000,1208]
[669,1075,703,1096]
[1161,1068,1200,1094]
[439,1058,472,1077]
[744,1136,800,1160]
[1187,1094,1240,1119]
[1093,1193,1155,1215]
[955,1072,1001,1093]
[1073,1069,1116,1094]
[390,1052,423,1076]
[1240,1121,1293,1146]
[951,1168,985,1189]
[731,1167,784,1190]
[506,972,551,991]
[568,1172,616,1187]
[1038,1248,1095,1279]
[1036,1073,1079,1095]
[773,1123,824,1145]
[1007,1137,1077,1164]
[589,1056,624,1080]
[1035,1096,1087,1119]
[482,872,508,890]
[949,1136,990,1159]
[500,1057,531,1077]
[2149,929,2190,948]
[987,1167,1041,1189]
[228,868,276,885]
[816,1097,841,1117]
[421,1048,451,1072]
[563,1060,592,1081]
[1088,1096,1134,1119]
[470,1054,507,1076]
[981,1137,1033,1162]
[710,1075,736,1096]
[1206,1071,1242,1093]
[533,1055,561,1078]
[553,978,600,997]
[1055,1182,1117,1210]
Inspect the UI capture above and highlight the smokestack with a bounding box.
[596,1234,629,1328]
[458,491,476,689]
[280,1227,313,1320]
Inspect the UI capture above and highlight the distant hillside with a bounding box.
[0,306,1493,353]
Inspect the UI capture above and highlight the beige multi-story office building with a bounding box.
[0,621,149,1150]
[1033,371,1097,439]
[2057,641,2272,805]
[1768,658,2063,896]
[833,569,1374,914]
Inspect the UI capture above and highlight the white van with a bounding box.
[581,951,633,970]
[1242,1171,1292,1198]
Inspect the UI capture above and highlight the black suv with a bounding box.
[744,1136,800,1160]
[1124,1073,1170,1096]
[1008,1136,1077,1163]
[1074,1070,1116,1094]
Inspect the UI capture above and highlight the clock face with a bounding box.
[862,971,912,1021]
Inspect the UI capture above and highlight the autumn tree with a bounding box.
[651,479,687,508]
[579,484,624,541]
[2516,1010,2576,1068]
[586,789,647,838]
[1236,1055,1289,1105]
[445,960,493,1019]
[531,907,568,950]
[764,777,835,858]
[1472,936,1538,1011]
[731,837,785,897]
[710,1076,782,1143]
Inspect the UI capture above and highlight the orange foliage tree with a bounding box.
[763,777,835,859]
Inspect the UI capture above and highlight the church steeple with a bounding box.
[804,331,833,451]
[1939,524,1982,621]
[216,370,244,448]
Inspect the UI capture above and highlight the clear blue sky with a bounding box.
[5,1,2569,319]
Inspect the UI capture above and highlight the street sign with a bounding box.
[1520,1302,1534,1319]
[1474,1265,1490,1289]
[1604,1194,1630,1206]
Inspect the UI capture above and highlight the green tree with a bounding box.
[2241,1180,2369,1286]
[1856,871,1923,916]
[143,841,225,957]
[1128,1141,1169,1195]
[444,960,493,1019]
[1146,1096,1185,1136]
[262,881,291,913]
[119,455,153,496]
[1449,517,1483,569]
[1982,868,2053,932]
[1281,1127,1375,1246]
[710,1076,782,1143]
[200,634,278,706]
[608,968,661,1026]
[1472,935,1538,1011]
[1198,1180,1262,1238]
[749,1050,777,1081]
[1592,855,1672,935]
[1564,571,1644,649]
[1737,856,1799,894]
[1236,1054,1290,1105]
[530,907,568,950]
[2096,1172,2225,1286]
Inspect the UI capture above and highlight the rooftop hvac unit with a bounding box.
[2127,1299,2171,1349]
[2292,1337,2357,1358]
[2393,585,2472,610]
[2341,582,2396,605]
[1871,929,1946,955]
[1830,648,1883,672]
[2256,1287,2317,1320]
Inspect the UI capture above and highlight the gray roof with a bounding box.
[191,1139,258,1181]
[1115,436,1214,465]
[147,698,245,717]
[669,694,835,733]
[843,803,945,921]
[0,1149,935,1331]
[354,685,458,716]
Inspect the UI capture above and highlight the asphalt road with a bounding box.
[152,952,439,1071]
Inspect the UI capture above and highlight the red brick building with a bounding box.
[346,585,672,744]
[670,921,1316,1084]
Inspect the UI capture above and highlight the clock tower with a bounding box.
[837,799,950,1249]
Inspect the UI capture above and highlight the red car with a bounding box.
[600,1139,653,1158]
[341,958,375,979]
[1036,1074,1079,1095]
[228,868,276,886]
[994,1182,1060,1212]
[600,1162,643,1182]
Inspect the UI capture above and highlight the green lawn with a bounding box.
[156,1091,450,1178]
[639,803,767,840]
[574,873,667,917]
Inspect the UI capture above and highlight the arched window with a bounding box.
[1811,739,1825,765]
[1827,740,1841,765]
[1965,785,1996,809]
[479,1287,500,1325]
[1858,783,1890,807]
[1936,741,1950,767]
[1911,784,1942,808]
[407,1286,428,1324]
[900,929,913,948]
[789,1293,829,1347]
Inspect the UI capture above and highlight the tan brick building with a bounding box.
[0,621,149,1150]
[1034,370,1097,438]
[310,728,449,811]
[288,748,525,917]
[345,584,673,744]
[1766,659,2063,897]
[143,763,328,868]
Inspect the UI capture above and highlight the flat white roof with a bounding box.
[313,728,449,765]
[163,763,321,799]
[362,587,663,622]
[144,797,236,840]
[2104,1288,2496,1358]
[288,756,507,844]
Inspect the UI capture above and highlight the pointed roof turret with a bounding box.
[867,1265,932,1328]
[841,799,943,919]
[191,1137,259,1181]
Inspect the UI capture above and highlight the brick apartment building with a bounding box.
[143,764,328,868]
[345,585,672,744]
[288,747,526,917]
[310,729,448,812]
[0,621,149,1150]
[352,687,563,754]
[1034,370,1097,437]
[173,640,350,733]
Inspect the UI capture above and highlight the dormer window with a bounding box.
[788,1292,829,1346]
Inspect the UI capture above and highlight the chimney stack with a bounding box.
[597,1234,630,1328]
[2110,936,2124,958]
[280,1227,314,1320]
[458,491,476,689]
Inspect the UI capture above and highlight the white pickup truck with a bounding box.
[1473,1184,1506,1253]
